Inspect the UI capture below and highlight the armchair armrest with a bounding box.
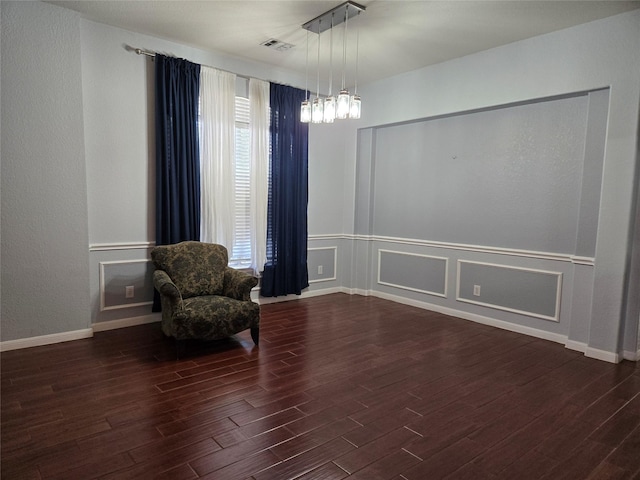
[223,268,258,301]
[153,270,182,301]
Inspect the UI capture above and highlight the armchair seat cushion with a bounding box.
[170,295,260,341]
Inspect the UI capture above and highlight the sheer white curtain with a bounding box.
[199,66,236,249]
[249,78,270,274]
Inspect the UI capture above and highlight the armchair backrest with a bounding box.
[151,241,228,298]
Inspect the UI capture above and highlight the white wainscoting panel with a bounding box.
[377,249,448,298]
[99,259,154,311]
[308,246,338,283]
[456,260,563,322]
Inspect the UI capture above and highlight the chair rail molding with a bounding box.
[309,234,594,265]
[90,241,155,252]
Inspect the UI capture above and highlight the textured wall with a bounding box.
[2,1,638,360]
[1,1,91,341]
[371,95,589,253]
[356,10,640,358]
[80,19,310,246]
[79,19,313,324]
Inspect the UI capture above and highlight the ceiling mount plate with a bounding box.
[302,1,366,35]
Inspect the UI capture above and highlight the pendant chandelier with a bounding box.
[300,1,365,124]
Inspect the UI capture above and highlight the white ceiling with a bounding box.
[48,0,640,86]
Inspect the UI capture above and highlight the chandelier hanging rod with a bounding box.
[302,1,365,35]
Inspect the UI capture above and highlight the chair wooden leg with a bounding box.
[250,327,259,346]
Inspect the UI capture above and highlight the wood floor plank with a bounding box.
[283,399,364,437]
[229,392,313,426]
[102,439,218,480]
[333,427,421,474]
[1,293,638,479]
[595,423,640,474]
[341,408,422,448]
[157,401,250,436]
[271,416,361,462]
[238,407,307,438]
[255,437,355,480]
[295,462,350,480]
[539,439,616,480]
[44,451,135,480]
[587,405,640,448]
[402,437,487,479]
[490,449,559,480]
[470,402,585,474]
[198,449,281,480]
[465,407,536,447]
[188,425,293,476]
[347,449,422,480]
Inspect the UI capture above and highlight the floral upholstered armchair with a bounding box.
[150,241,260,348]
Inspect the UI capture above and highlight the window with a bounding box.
[231,96,251,268]
[197,73,269,274]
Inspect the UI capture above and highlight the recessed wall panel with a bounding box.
[372,94,589,254]
[100,260,154,310]
[457,260,561,321]
[378,250,447,297]
[308,247,337,283]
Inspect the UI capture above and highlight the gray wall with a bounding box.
[1,1,91,342]
[80,18,311,325]
[623,167,640,354]
[350,10,640,361]
[356,91,608,336]
[2,2,639,362]
[371,94,589,253]
[350,91,607,340]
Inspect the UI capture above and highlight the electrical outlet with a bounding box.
[473,285,481,296]
[318,265,323,275]
[125,285,135,299]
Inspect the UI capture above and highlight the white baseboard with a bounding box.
[256,286,346,304]
[564,340,588,353]
[585,347,621,364]
[567,340,632,363]
[368,290,629,363]
[564,340,635,363]
[349,288,371,296]
[1,289,631,364]
[0,328,93,352]
[371,290,569,346]
[92,313,161,332]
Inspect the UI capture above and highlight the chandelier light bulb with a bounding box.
[324,96,336,123]
[311,97,324,123]
[336,89,350,119]
[300,100,311,123]
[349,95,361,119]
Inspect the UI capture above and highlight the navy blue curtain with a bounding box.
[261,84,309,297]
[153,54,201,310]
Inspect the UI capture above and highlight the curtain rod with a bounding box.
[132,46,262,84]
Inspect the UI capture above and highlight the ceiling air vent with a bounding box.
[261,39,294,52]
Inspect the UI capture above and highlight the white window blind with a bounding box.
[231,96,252,267]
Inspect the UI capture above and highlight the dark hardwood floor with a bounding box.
[2,293,640,479]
